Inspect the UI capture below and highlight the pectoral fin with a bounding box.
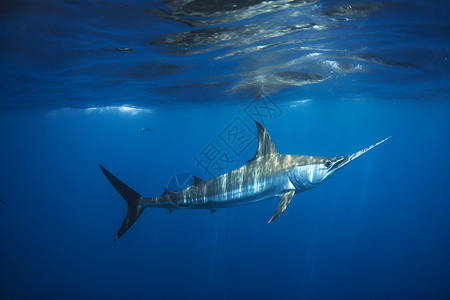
[268,190,295,223]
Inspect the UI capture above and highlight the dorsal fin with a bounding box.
[247,121,279,163]
[191,176,204,187]
[162,188,177,197]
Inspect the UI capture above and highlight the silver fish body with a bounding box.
[100,121,389,241]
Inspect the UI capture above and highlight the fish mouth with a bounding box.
[329,136,391,173]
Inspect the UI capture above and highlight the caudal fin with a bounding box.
[99,165,144,241]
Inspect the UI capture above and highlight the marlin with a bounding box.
[100,121,389,241]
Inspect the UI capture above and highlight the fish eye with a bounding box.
[324,160,331,168]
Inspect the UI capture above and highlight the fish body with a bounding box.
[100,121,389,241]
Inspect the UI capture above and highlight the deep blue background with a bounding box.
[1,99,449,299]
[1,0,450,299]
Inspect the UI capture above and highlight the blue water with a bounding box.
[1,0,450,299]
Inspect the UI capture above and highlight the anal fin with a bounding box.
[268,190,295,223]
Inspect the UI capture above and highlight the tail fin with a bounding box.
[99,165,144,241]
